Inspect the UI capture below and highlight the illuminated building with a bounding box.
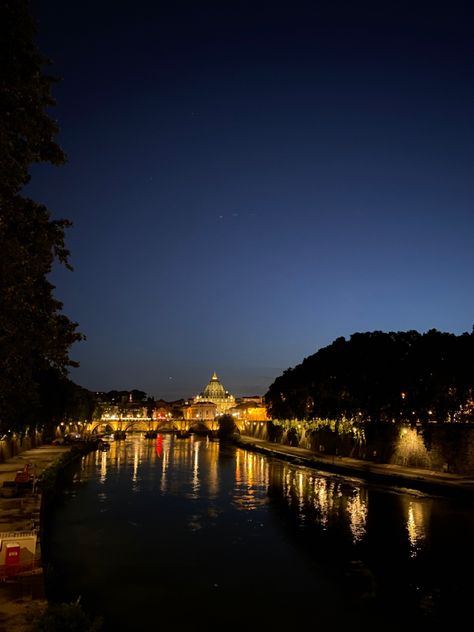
[192,371,236,415]
[183,400,217,421]
[153,405,172,420]
[229,402,269,421]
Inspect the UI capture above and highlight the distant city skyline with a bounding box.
[29,1,474,399]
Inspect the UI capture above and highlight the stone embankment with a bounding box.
[235,436,474,498]
[0,445,72,631]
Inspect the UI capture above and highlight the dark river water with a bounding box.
[43,434,474,630]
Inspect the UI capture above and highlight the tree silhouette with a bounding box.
[0,2,82,431]
[266,330,474,424]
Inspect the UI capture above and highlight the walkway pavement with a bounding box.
[0,445,68,533]
[0,445,69,485]
[236,436,474,497]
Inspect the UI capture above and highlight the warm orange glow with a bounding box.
[404,499,428,558]
[392,427,430,468]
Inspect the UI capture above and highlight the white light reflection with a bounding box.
[192,441,200,497]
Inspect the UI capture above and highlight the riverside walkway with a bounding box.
[236,435,474,498]
[0,446,69,527]
[0,445,69,631]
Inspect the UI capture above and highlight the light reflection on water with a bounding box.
[45,434,473,629]
[78,435,437,557]
[234,449,269,510]
[270,462,369,542]
[347,489,368,543]
[99,451,107,485]
[404,498,428,558]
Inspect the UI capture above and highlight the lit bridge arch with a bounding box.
[84,416,253,435]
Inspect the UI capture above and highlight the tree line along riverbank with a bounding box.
[266,329,474,424]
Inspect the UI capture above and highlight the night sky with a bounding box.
[28,1,474,400]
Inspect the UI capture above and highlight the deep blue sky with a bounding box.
[28,1,474,400]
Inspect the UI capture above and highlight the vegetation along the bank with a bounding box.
[0,1,83,439]
[266,329,474,424]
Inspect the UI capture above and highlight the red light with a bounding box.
[155,435,163,458]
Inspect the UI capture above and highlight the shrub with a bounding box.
[218,414,237,440]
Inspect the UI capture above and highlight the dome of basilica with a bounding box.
[202,372,227,400]
[194,372,235,414]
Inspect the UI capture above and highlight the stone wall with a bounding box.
[0,432,42,463]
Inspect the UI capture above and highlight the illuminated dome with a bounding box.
[195,372,236,414]
[202,372,227,399]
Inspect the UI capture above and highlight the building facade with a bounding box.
[183,401,217,421]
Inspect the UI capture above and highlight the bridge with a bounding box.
[84,417,250,435]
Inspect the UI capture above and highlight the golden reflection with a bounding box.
[160,438,170,492]
[275,463,367,542]
[143,434,223,498]
[82,436,440,566]
[297,471,304,512]
[346,489,368,543]
[89,437,374,548]
[235,449,242,484]
[100,450,108,484]
[132,443,140,483]
[207,441,219,498]
[405,499,428,557]
[233,449,269,511]
[314,478,330,527]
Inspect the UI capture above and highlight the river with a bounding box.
[42,434,474,630]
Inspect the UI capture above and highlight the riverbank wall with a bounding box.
[0,431,45,464]
[242,421,474,476]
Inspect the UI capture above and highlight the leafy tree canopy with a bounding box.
[0,1,82,431]
[266,329,474,424]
